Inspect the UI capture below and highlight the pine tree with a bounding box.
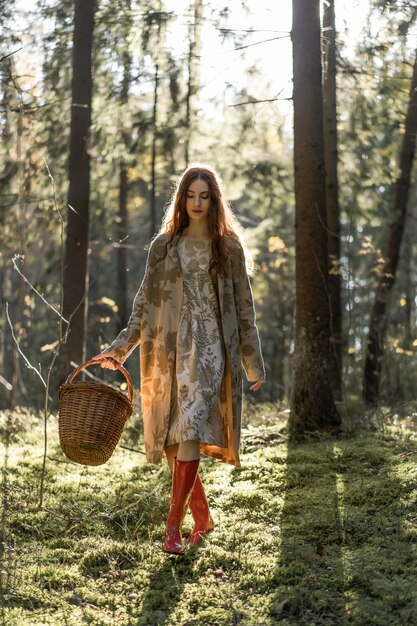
[60,0,96,378]
[289,0,339,437]
[323,0,342,401]
[363,50,417,406]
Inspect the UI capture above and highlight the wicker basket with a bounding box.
[58,358,133,466]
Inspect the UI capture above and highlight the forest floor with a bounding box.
[2,402,417,625]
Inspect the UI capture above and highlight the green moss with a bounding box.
[3,407,417,625]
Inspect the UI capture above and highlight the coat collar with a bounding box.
[165,234,181,265]
[163,233,229,320]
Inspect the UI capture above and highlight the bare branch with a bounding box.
[229,84,292,107]
[0,47,22,63]
[218,28,289,34]
[119,445,146,455]
[229,35,290,52]
[229,96,292,107]
[11,255,69,323]
[6,302,47,388]
[0,375,12,391]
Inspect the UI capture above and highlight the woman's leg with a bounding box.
[177,441,214,545]
[163,440,213,549]
[164,440,200,466]
[163,440,199,554]
[177,440,200,462]
[186,442,214,544]
[188,477,215,544]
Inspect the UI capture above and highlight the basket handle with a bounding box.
[65,358,133,403]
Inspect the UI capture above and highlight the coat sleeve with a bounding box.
[99,244,156,364]
[232,244,266,382]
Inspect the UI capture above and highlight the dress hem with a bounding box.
[164,435,227,449]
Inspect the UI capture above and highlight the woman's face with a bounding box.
[185,178,211,223]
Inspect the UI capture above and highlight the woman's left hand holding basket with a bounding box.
[90,354,121,371]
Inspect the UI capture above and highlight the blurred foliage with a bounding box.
[0,0,417,416]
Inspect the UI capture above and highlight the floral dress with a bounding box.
[165,237,227,448]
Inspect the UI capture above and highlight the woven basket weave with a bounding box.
[58,358,133,466]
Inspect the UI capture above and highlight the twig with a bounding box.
[0,47,22,63]
[11,255,69,323]
[119,445,146,455]
[218,28,289,34]
[0,375,12,391]
[230,84,292,108]
[6,302,47,388]
[39,160,66,509]
[36,161,94,508]
[229,96,292,107]
[229,35,290,52]
[9,95,71,113]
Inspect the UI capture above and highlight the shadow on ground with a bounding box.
[130,554,196,625]
[270,430,417,625]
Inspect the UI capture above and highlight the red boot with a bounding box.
[163,458,199,554]
[188,474,215,545]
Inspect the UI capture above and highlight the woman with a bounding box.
[92,164,266,554]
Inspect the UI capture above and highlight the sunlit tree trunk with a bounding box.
[363,50,417,407]
[116,4,132,332]
[61,0,96,377]
[0,56,16,408]
[401,225,414,351]
[184,0,203,167]
[149,59,159,239]
[322,0,342,401]
[0,54,28,408]
[117,166,129,331]
[289,0,339,437]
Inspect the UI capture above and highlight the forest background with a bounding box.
[1,0,417,415]
[3,1,417,625]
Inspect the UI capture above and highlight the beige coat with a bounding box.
[102,234,265,467]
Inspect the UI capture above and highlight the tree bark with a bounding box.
[184,0,203,167]
[61,0,96,377]
[322,0,342,401]
[116,10,132,333]
[402,229,413,350]
[116,164,129,331]
[149,60,159,239]
[0,57,15,408]
[363,50,417,406]
[289,0,339,437]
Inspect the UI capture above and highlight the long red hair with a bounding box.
[157,164,252,275]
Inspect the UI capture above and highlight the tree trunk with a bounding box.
[149,61,159,239]
[0,57,15,408]
[116,164,129,331]
[363,50,417,407]
[289,0,339,438]
[61,0,96,377]
[184,0,203,167]
[401,225,413,351]
[322,0,342,401]
[116,13,132,333]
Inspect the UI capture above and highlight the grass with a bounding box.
[2,403,417,625]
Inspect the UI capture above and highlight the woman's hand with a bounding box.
[90,355,120,370]
[249,380,266,392]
